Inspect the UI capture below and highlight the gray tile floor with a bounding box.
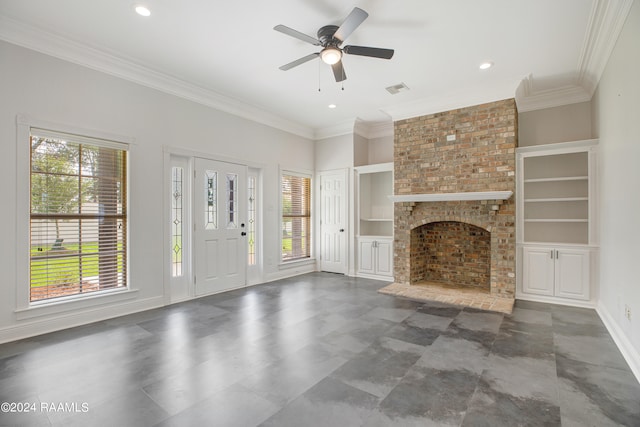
[1,272,638,426]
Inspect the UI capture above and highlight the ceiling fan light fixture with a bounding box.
[320,47,342,65]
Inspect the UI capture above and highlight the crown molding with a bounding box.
[515,0,633,112]
[0,15,315,140]
[381,85,515,122]
[353,120,394,139]
[515,75,592,112]
[577,0,635,95]
[314,118,356,140]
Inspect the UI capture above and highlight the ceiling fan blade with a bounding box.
[279,53,320,71]
[343,45,394,59]
[274,25,321,46]
[333,7,368,42]
[331,61,347,82]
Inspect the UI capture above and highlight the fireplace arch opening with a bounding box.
[410,221,491,290]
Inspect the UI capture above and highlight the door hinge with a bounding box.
[194,275,196,284]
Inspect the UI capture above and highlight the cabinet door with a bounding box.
[555,249,590,300]
[357,239,375,275]
[375,239,393,277]
[522,247,555,296]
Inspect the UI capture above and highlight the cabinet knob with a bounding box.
[339,229,345,232]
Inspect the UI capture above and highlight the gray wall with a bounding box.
[591,0,640,371]
[518,101,592,146]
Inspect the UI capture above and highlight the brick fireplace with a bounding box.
[392,99,517,298]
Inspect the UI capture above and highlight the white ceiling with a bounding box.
[0,0,632,139]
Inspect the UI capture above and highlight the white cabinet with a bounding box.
[355,163,393,280]
[357,237,393,278]
[517,140,597,305]
[522,246,590,301]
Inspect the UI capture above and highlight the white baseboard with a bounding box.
[516,293,596,309]
[0,296,164,344]
[263,265,316,284]
[597,303,640,383]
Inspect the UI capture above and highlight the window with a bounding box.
[248,175,257,265]
[281,172,311,262]
[171,166,184,277]
[29,129,128,302]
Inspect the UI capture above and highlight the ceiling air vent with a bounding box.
[385,82,409,95]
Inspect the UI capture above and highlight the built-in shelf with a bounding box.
[524,219,588,223]
[389,190,513,203]
[361,218,393,222]
[524,197,588,203]
[524,176,588,183]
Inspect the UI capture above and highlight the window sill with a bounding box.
[278,258,316,270]
[15,288,139,321]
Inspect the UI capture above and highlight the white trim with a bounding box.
[15,115,133,313]
[0,295,163,344]
[515,77,592,113]
[577,0,635,95]
[15,289,139,320]
[597,303,640,383]
[515,0,634,112]
[354,162,394,174]
[315,119,357,140]
[31,127,129,150]
[163,145,267,171]
[383,90,515,123]
[17,114,135,145]
[515,294,596,309]
[515,138,598,155]
[389,191,513,203]
[0,16,314,140]
[354,120,394,139]
[278,258,316,269]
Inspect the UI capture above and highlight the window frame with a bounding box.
[16,115,134,318]
[280,169,313,264]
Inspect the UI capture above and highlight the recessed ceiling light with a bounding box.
[479,61,493,70]
[135,5,151,17]
[328,104,337,109]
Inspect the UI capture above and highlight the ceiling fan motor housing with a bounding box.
[317,25,340,47]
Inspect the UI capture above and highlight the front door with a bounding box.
[320,170,347,274]
[194,158,247,295]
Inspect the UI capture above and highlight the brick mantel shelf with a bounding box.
[389,191,513,203]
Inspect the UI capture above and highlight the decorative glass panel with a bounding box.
[205,170,217,230]
[248,175,256,265]
[171,166,183,277]
[226,173,237,229]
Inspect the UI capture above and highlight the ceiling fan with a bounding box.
[274,7,394,82]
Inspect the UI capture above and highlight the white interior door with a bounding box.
[320,170,347,274]
[194,158,247,295]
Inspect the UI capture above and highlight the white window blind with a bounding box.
[281,173,311,262]
[29,130,128,302]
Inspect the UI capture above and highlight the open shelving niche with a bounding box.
[518,141,596,246]
[356,162,394,238]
